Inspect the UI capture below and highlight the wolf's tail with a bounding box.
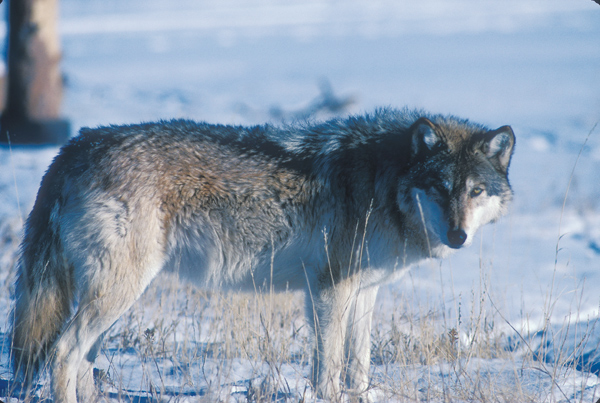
[11,176,75,385]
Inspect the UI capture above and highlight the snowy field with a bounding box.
[1,0,600,401]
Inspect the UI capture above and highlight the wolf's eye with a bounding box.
[470,187,484,197]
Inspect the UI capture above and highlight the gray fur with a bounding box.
[12,107,514,402]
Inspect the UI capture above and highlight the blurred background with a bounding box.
[0,0,598,133]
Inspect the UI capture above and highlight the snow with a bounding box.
[1,0,600,401]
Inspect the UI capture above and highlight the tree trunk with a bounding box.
[1,0,70,144]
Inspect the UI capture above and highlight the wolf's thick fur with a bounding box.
[12,108,514,402]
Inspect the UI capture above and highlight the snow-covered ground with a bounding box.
[1,0,600,401]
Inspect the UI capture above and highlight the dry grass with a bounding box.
[0,210,598,402]
[96,275,311,402]
[0,213,598,403]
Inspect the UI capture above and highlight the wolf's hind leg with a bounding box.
[76,333,105,402]
[51,255,164,403]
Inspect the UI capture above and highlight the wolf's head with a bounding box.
[397,116,515,257]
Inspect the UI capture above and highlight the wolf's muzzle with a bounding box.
[447,228,467,248]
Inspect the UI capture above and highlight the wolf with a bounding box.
[11,108,514,402]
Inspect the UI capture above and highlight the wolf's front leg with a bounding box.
[307,276,369,401]
[344,286,378,398]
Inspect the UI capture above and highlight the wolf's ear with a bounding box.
[410,117,441,157]
[482,125,515,173]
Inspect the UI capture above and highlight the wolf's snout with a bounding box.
[447,228,467,248]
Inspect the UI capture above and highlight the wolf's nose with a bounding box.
[447,229,467,248]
